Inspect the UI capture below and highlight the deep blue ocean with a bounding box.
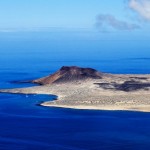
[0,31,150,150]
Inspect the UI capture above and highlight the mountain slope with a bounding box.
[32,66,103,85]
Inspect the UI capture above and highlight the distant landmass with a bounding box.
[1,66,150,112]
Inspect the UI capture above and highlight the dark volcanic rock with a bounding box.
[32,66,103,85]
[95,80,150,92]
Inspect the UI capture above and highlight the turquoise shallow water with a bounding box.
[0,33,150,150]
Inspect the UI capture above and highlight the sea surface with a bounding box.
[0,31,150,150]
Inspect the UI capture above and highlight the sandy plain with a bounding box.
[1,74,150,112]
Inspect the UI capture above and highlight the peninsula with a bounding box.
[1,66,150,112]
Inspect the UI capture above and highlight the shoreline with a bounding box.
[1,87,150,113]
[1,73,150,113]
[40,101,150,113]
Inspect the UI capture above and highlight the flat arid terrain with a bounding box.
[1,66,150,112]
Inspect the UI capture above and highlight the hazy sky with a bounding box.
[0,0,150,32]
[0,0,150,62]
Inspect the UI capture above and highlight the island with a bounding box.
[1,66,150,112]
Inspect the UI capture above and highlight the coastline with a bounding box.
[1,73,150,112]
[41,102,150,112]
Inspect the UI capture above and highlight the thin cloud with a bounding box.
[128,0,150,21]
[96,14,140,31]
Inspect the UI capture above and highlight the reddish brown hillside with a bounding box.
[32,66,103,85]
